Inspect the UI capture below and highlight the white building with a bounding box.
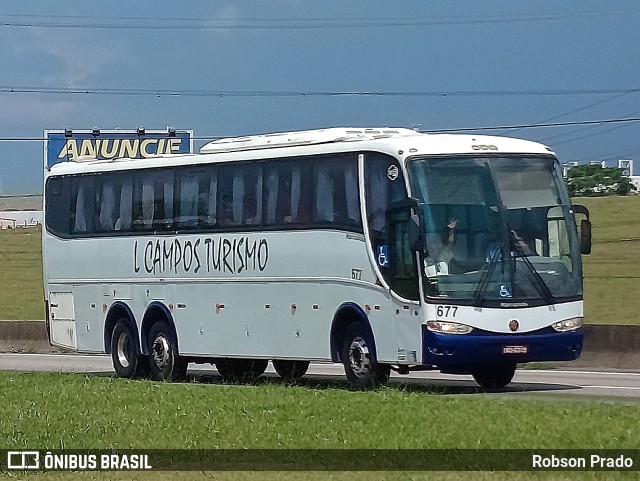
[618,160,640,192]
[0,210,43,229]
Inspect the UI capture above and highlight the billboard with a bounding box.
[44,128,193,169]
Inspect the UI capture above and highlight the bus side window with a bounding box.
[97,178,118,232]
[314,164,334,223]
[313,154,361,229]
[197,169,217,228]
[45,177,70,236]
[177,172,199,229]
[243,167,263,226]
[117,180,133,231]
[71,177,95,234]
[264,161,312,227]
[218,165,264,228]
[264,168,280,225]
[154,173,174,231]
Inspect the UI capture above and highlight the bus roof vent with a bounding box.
[200,127,417,154]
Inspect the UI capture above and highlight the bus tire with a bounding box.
[216,359,268,382]
[111,319,148,378]
[272,360,309,380]
[472,363,516,391]
[147,320,187,381]
[341,322,390,388]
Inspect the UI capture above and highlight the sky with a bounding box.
[1,0,639,194]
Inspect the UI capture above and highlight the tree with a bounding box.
[566,165,637,197]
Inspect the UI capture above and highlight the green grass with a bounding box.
[2,372,639,479]
[6,372,637,450]
[0,195,638,323]
[576,196,640,324]
[0,227,43,320]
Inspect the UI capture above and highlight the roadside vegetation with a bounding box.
[0,226,43,320]
[0,196,637,323]
[1,372,639,480]
[577,196,640,324]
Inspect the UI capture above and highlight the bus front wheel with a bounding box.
[341,323,390,388]
[272,360,309,380]
[147,320,188,381]
[472,363,516,391]
[111,319,148,378]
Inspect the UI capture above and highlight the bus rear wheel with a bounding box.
[272,360,309,380]
[147,320,188,381]
[111,319,148,378]
[472,363,516,391]
[215,359,268,382]
[341,322,390,388]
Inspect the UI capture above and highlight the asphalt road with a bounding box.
[2,353,639,399]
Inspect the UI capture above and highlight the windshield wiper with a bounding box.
[510,233,555,305]
[473,244,502,305]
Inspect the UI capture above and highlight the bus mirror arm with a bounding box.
[572,204,590,221]
[408,211,424,252]
[384,198,425,253]
[404,198,425,252]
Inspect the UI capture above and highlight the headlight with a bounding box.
[552,317,583,332]
[426,321,473,334]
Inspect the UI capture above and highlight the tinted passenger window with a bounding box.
[313,155,361,229]
[45,153,364,237]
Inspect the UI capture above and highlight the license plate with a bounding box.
[502,345,528,354]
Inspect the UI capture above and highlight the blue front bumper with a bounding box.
[422,326,584,371]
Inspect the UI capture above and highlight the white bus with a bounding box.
[43,128,591,390]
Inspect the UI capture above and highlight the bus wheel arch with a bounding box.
[104,303,139,353]
[330,303,370,363]
[330,303,390,388]
[142,303,187,381]
[104,303,148,378]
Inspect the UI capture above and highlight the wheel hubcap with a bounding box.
[348,336,371,378]
[151,335,170,368]
[116,332,131,368]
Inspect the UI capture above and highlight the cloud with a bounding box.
[201,5,242,37]
[1,95,76,127]
[0,28,127,128]
[9,28,126,88]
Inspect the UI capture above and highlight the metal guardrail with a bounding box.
[0,321,638,370]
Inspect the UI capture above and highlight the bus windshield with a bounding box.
[407,155,583,306]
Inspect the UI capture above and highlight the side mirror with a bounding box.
[572,204,591,255]
[580,219,592,255]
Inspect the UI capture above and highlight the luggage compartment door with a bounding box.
[48,292,77,349]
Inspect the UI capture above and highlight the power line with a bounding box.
[1,86,639,98]
[0,10,636,30]
[2,10,634,23]
[542,108,640,146]
[420,117,640,134]
[498,91,635,136]
[592,144,640,162]
[1,116,639,143]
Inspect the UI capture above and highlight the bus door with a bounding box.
[386,203,423,364]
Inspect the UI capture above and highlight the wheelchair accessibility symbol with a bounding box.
[499,282,512,298]
[377,245,389,268]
